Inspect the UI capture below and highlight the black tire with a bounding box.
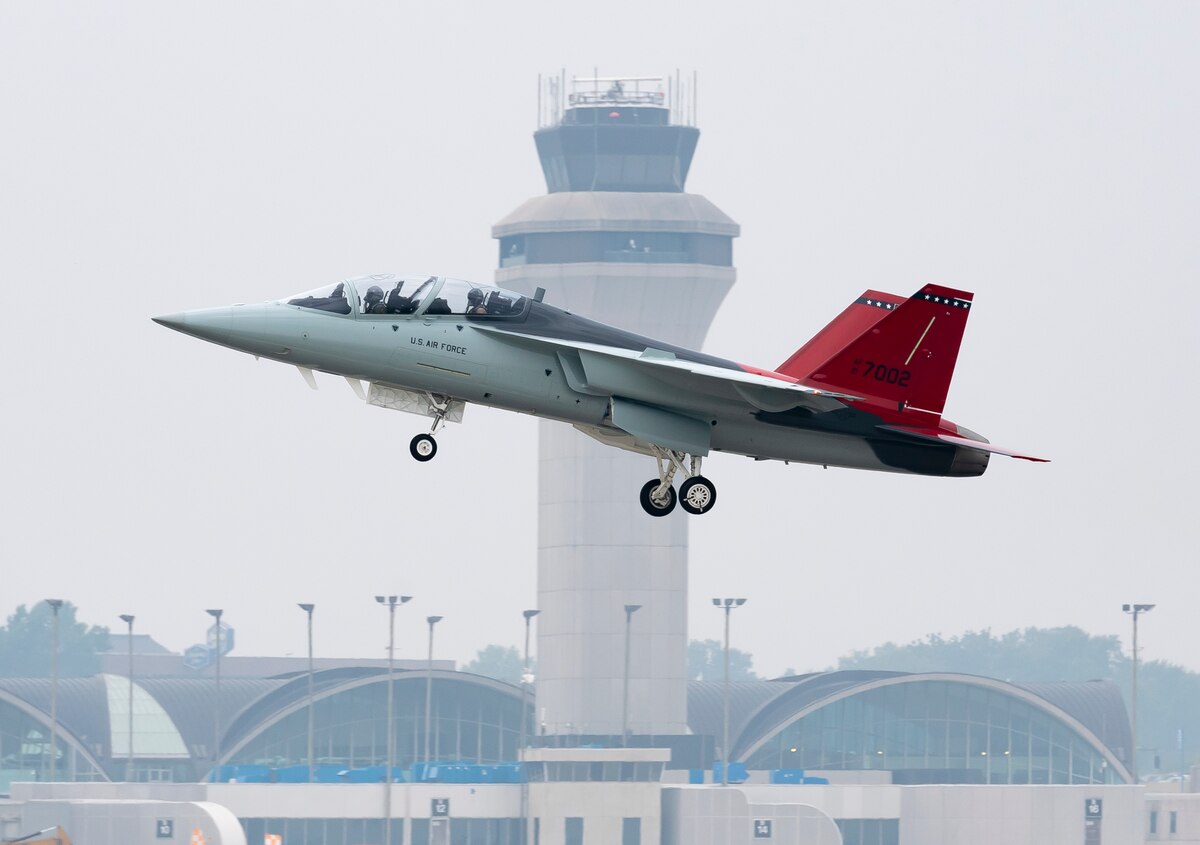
[410,433,438,462]
[639,479,677,517]
[679,476,717,515]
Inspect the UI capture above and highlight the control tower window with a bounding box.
[500,237,526,267]
[501,232,731,266]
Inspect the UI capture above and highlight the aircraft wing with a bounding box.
[475,326,861,413]
[879,425,1050,462]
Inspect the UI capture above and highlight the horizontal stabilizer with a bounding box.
[881,425,1049,462]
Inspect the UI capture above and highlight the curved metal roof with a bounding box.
[492,192,740,238]
[724,671,1134,783]
[0,676,112,760]
[217,668,524,767]
[102,675,188,757]
[136,677,282,759]
[687,680,789,746]
[1016,679,1133,766]
[0,683,110,778]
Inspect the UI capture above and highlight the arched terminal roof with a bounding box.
[717,671,1133,785]
[0,670,1133,786]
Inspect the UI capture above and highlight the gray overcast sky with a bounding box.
[2,2,1197,678]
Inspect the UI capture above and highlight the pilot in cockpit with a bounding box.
[466,288,488,315]
[363,285,388,314]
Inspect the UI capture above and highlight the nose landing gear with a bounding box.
[408,394,454,462]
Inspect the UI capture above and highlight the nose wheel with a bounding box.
[410,433,437,462]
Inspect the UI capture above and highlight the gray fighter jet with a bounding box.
[154,274,1044,516]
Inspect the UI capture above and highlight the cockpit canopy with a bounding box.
[280,275,528,318]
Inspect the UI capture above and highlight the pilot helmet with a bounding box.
[467,288,484,305]
[364,285,384,305]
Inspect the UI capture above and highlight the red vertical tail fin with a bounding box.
[777,290,906,380]
[790,284,974,416]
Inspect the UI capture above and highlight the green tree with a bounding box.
[689,639,758,681]
[0,602,111,677]
[838,626,1122,682]
[462,645,528,684]
[838,626,1200,775]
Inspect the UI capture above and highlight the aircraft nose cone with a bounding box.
[151,307,234,345]
[151,312,187,330]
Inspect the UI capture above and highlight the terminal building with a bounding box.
[2,666,1181,844]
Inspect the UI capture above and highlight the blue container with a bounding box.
[688,769,706,784]
[769,769,807,784]
[274,765,310,783]
[491,764,522,784]
[214,764,272,783]
[314,764,346,783]
[712,762,748,784]
[801,776,829,785]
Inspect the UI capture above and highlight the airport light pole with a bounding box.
[425,616,443,764]
[119,614,135,782]
[518,611,540,757]
[45,599,63,782]
[712,598,746,787]
[519,609,540,845]
[622,605,642,746]
[376,595,411,845]
[206,609,223,780]
[298,603,315,783]
[1123,603,1155,781]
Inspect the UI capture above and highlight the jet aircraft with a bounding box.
[154,274,1045,516]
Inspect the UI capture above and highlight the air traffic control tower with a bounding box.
[493,75,739,740]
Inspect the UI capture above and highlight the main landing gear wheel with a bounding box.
[679,476,717,515]
[409,433,437,462]
[639,479,677,517]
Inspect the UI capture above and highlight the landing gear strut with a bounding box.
[408,394,453,462]
[638,448,717,517]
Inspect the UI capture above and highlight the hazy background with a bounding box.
[2,2,1196,678]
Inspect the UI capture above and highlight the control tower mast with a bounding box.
[493,74,738,739]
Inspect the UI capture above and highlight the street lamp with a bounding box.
[622,605,643,745]
[712,597,746,787]
[206,609,223,780]
[44,599,63,782]
[298,604,315,783]
[1123,603,1156,781]
[118,614,135,782]
[425,616,444,764]
[375,594,411,845]
[519,609,540,845]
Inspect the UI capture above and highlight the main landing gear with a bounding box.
[408,394,453,462]
[639,448,717,517]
